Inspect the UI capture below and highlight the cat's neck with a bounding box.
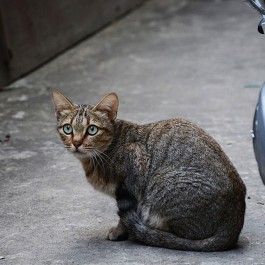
[111,119,139,145]
[79,156,117,196]
[79,156,95,176]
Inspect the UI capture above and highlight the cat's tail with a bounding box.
[120,210,238,252]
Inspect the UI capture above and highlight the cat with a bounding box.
[51,89,246,252]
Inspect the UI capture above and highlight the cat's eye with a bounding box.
[63,124,73,135]
[87,125,98,136]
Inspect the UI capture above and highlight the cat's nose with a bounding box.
[73,139,83,149]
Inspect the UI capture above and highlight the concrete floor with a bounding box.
[1,0,265,264]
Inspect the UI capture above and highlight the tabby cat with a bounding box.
[51,90,246,252]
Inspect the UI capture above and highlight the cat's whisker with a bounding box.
[92,150,106,173]
[90,153,96,172]
[94,149,113,165]
[94,150,112,168]
[93,150,107,172]
[81,147,106,171]
[86,149,100,172]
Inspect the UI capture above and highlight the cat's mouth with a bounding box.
[72,149,88,159]
[70,145,85,153]
[67,145,94,159]
[73,148,86,154]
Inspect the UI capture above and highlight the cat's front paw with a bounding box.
[107,226,128,241]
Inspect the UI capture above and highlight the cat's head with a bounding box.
[51,90,119,159]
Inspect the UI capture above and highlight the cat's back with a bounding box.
[137,117,228,164]
[136,118,244,188]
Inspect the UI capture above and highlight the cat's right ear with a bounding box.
[51,89,75,120]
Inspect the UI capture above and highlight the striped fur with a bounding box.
[51,90,246,252]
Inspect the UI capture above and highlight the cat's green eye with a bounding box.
[63,124,73,135]
[87,125,98,136]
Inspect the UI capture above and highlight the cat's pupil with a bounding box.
[63,124,72,135]
[87,125,98,135]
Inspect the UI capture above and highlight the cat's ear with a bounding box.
[51,89,75,120]
[93,93,119,122]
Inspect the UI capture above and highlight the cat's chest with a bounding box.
[80,158,118,197]
[86,170,117,197]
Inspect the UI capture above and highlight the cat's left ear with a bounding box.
[93,93,119,122]
[51,89,75,120]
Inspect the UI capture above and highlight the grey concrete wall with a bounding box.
[0,0,145,87]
